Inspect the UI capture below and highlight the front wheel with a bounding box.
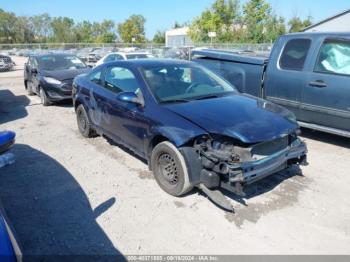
[76,104,95,138]
[151,141,193,197]
[40,88,51,106]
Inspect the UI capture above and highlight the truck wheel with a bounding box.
[151,141,193,197]
[40,88,51,106]
[76,104,95,138]
[26,81,35,96]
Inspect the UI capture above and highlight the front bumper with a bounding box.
[230,140,307,184]
[181,138,308,196]
[0,64,13,71]
[41,82,73,101]
[219,140,307,194]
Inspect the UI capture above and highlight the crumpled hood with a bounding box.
[164,94,298,144]
[41,68,91,81]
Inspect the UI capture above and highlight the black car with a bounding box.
[24,54,91,106]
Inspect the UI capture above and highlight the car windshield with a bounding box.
[37,55,87,71]
[126,54,149,60]
[140,63,237,103]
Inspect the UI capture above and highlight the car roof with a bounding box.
[31,53,78,58]
[106,51,150,56]
[284,32,350,38]
[103,59,194,68]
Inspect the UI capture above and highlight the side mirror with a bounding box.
[117,92,144,107]
[31,68,38,74]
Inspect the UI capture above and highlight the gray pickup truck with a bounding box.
[192,32,350,138]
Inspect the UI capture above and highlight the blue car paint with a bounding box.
[0,131,15,147]
[0,216,17,262]
[164,94,298,144]
[0,131,18,261]
[73,60,299,159]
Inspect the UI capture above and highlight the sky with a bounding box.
[1,0,349,38]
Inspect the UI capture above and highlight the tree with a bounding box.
[264,15,286,43]
[288,16,312,33]
[153,30,165,44]
[243,0,272,43]
[189,0,241,43]
[118,15,146,43]
[0,9,18,43]
[50,17,75,42]
[29,13,52,42]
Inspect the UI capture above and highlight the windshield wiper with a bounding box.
[159,99,191,104]
[193,94,221,101]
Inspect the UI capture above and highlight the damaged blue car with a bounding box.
[72,59,307,210]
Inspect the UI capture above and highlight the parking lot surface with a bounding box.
[1,57,350,256]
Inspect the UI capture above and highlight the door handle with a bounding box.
[309,81,327,88]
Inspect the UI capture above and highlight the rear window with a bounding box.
[279,39,311,71]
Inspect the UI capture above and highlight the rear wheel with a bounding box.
[40,88,51,106]
[76,104,95,138]
[151,141,193,196]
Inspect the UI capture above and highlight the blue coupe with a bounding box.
[72,59,307,209]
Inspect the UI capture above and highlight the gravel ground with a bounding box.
[0,56,350,256]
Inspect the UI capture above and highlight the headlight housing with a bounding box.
[43,77,62,85]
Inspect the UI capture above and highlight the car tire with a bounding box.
[151,141,193,197]
[76,104,95,138]
[26,81,35,96]
[40,88,51,106]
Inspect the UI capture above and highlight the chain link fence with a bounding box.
[0,42,273,62]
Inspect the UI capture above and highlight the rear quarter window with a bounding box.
[279,39,311,71]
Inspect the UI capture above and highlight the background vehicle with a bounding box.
[72,59,307,210]
[0,55,15,72]
[192,32,350,138]
[24,53,91,106]
[95,51,153,66]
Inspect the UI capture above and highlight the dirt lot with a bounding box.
[1,56,350,256]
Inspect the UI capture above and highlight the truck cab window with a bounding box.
[279,39,311,71]
[314,39,350,76]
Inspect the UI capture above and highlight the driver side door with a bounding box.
[99,66,147,155]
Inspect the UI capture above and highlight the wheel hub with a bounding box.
[78,110,87,131]
[158,153,178,185]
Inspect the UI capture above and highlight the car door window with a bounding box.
[279,39,311,71]
[314,39,350,76]
[104,66,140,94]
[89,70,103,85]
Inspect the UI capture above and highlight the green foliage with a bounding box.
[188,0,294,44]
[189,0,241,43]
[153,30,165,44]
[117,15,146,43]
[243,0,272,43]
[0,9,118,43]
[288,16,313,33]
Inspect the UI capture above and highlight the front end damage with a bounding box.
[180,133,307,210]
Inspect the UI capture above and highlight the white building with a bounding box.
[304,9,350,32]
[165,27,193,48]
